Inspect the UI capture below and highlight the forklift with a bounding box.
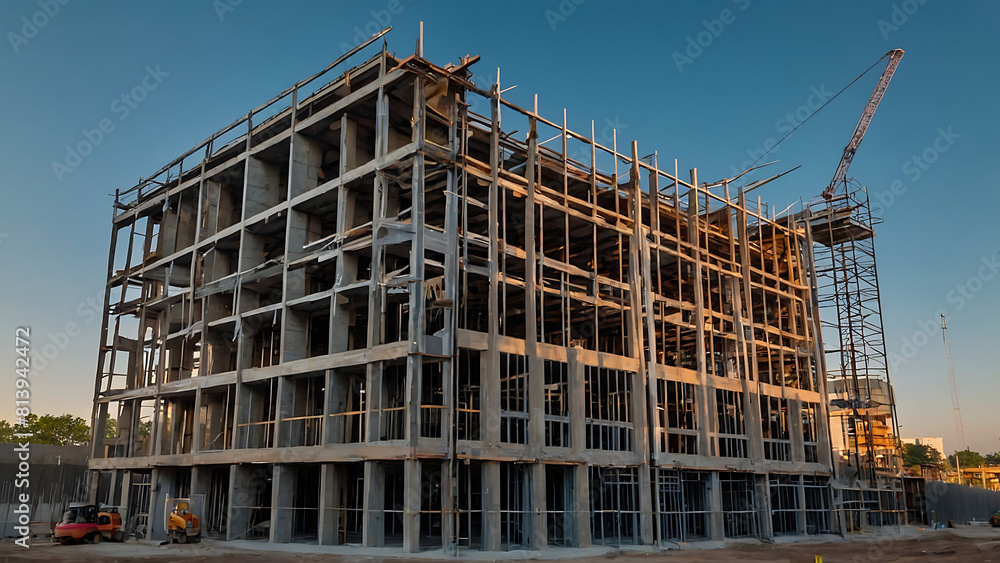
[53,503,125,544]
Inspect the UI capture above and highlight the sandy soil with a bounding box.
[2,526,999,562]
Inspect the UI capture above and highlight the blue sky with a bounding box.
[1,0,997,456]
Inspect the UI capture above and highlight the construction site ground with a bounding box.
[3,526,1000,563]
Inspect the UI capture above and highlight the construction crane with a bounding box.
[810,49,904,486]
[941,314,967,450]
[821,49,904,201]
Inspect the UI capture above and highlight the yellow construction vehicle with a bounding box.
[167,499,201,543]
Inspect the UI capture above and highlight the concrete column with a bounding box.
[756,474,774,540]
[92,403,109,460]
[226,465,248,541]
[440,460,455,552]
[530,462,547,550]
[695,384,713,457]
[362,461,384,547]
[708,471,724,541]
[568,347,585,456]
[108,470,120,507]
[484,78,501,453]
[628,145,655,547]
[119,471,132,524]
[87,469,101,504]
[318,463,342,545]
[482,461,501,551]
[274,376,293,448]
[795,476,807,534]
[270,464,294,543]
[574,464,592,547]
[747,391,766,461]
[638,464,654,544]
[318,370,333,447]
[192,390,203,454]
[233,383,251,450]
[148,468,169,542]
[402,459,420,553]
[790,400,805,463]
[405,355,422,445]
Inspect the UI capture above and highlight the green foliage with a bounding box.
[0,419,14,443]
[104,418,117,439]
[985,452,1000,466]
[137,420,151,439]
[0,414,90,446]
[103,418,151,440]
[949,448,986,468]
[902,443,944,467]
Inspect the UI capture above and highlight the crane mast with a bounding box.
[822,49,904,200]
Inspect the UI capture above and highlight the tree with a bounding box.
[0,419,14,443]
[985,452,1000,466]
[903,443,944,467]
[0,414,90,446]
[104,418,118,439]
[949,448,986,468]
[137,420,151,439]
[103,418,151,440]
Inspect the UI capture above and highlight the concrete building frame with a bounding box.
[87,36,843,552]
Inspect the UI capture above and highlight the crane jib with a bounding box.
[822,49,904,200]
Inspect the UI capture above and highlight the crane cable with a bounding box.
[740,51,894,176]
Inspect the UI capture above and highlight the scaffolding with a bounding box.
[806,180,904,520]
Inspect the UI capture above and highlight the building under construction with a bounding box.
[88,35,863,551]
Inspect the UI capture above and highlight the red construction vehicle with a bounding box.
[53,503,125,544]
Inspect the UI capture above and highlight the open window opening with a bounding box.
[657,379,698,455]
[200,385,235,451]
[231,464,273,540]
[282,373,325,447]
[329,367,366,444]
[457,349,481,441]
[653,468,709,543]
[238,380,277,448]
[590,466,639,546]
[716,389,748,458]
[375,363,406,441]
[499,353,528,445]
[584,366,633,451]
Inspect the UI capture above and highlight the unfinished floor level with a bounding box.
[88,38,837,552]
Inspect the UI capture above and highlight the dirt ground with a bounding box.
[2,526,999,562]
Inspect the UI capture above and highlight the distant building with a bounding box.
[902,437,945,458]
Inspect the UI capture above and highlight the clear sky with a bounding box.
[1,0,997,456]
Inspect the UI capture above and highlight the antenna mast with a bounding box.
[941,314,966,449]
